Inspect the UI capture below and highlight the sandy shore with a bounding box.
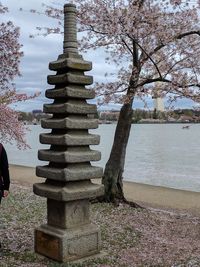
[10,164,200,212]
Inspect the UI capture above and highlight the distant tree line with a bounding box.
[18,109,200,124]
[18,111,51,123]
[97,109,200,123]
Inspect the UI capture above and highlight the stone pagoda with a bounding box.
[33,3,104,262]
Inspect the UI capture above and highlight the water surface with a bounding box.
[5,124,200,192]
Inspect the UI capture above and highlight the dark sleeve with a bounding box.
[0,146,10,191]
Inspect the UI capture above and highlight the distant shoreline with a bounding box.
[99,121,200,124]
[134,122,200,124]
[23,121,200,126]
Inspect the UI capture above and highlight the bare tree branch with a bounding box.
[127,33,163,79]
[145,30,200,60]
[121,38,133,56]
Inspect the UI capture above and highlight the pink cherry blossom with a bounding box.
[0,3,38,149]
[31,0,200,105]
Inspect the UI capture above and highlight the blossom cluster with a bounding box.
[0,3,38,149]
[32,0,200,106]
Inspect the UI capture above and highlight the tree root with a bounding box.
[113,196,144,209]
[91,195,145,210]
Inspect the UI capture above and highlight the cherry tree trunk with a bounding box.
[102,100,133,202]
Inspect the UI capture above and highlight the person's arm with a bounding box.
[1,145,10,197]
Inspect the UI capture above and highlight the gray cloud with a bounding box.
[1,0,196,112]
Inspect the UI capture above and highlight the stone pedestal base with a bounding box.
[35,223,101,262]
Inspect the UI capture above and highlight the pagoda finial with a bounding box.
[63,3,78,54]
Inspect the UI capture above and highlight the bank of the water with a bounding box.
[10,164,200,212]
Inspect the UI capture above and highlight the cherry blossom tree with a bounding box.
[0,2,33,149]
[30,0,200,202]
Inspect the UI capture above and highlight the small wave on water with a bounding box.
[5,123,200,192]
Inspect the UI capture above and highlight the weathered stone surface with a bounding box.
[38,149,101,163]
[48,73,93,85]
[43,101,97,114]
[33,180,104,201]
[40,132,100,146]
[36,164,103,181]
[63,4,78,54]
[34,3,103,263]
[49,57,92,71]
[45,86,95,99]
[41,117,98,129]
[35,223,101,262]
[47,199,90,228]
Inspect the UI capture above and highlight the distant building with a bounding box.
[154,97,164,112]
[178,115,194,122]
[152,83,165,112]
[99,110,119,121]
[167,116,177,122]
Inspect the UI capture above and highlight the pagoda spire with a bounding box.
[63,4,78,54]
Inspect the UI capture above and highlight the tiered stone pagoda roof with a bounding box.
[33,3,104,262]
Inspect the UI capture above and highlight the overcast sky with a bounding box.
[1,0,198,112]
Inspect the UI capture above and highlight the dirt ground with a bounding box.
[10,164,200,213]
